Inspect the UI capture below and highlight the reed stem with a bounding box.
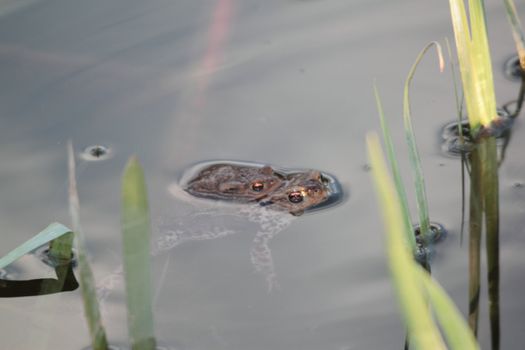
[468,146,482,335]
[481,138,500,350]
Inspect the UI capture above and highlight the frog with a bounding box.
[259,170,330,216]
[184,163,285,202]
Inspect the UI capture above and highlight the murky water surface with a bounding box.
[1,0,525,349]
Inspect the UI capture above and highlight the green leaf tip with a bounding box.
[366,133,447,350]
[403,42,443,242]
[367,134,479,349]
[373,85,416,251]
[121,155,156,349]
[122,156,149,212]
[67,141,110,350]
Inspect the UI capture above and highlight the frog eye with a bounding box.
[288,191,304,203]
[251,181,264,192]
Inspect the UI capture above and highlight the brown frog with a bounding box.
[260,170,330,216]
[185,163,285,202]
[184,162,333,216]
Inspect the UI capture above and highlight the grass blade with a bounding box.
[445,38,469,246]
[450,2,501,345]
[503,0,525,118]
[403,41,444,242]
[503,0,525,69]
[374,84,416,250]
[468,0,497,126]
[449,0,479,129]
[449,0,498,130]
[416,267,480,350]
[121,156,156,350]
[67,141,109,350]
[366,133,446,350]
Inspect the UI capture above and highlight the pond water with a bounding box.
[1,0,524,349]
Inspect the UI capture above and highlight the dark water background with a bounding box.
[0,0,524,349]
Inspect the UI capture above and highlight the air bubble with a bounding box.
[414,222,447,244]
[504,55,524,81]
[81,145,112,161]
[413,222,447,265]
[440,109,511,157]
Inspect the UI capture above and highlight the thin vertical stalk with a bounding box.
[402,42,444,242]
[481,138,500,350]
[375,85,416,250]
[468,146,482,335]
[67,141,109,350]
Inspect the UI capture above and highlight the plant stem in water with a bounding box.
[468,146,482,335]
[481,138,500,350]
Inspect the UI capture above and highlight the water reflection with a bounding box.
[0,261,78,298]
[96,195,296,306]
[96,160,343,305]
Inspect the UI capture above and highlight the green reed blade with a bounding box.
[415,266,480,350]
[503,0,525,69]
[403,41,444,242]
[67,141,109,350]
[121,156,156,350]
[367,133,446,350]
[480,138,500,349]
[445,38,466,143]
[449,0,478,128]
[469,0,497,125]
[445,38,469,246]
[0,223,71,270]
[449,0,498,130]
[374,84,415,250]
[450,2,501,344]
[503,0,525,118]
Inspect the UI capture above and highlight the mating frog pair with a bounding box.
[184,163,331,216]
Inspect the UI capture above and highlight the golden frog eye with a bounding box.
[288,191,304,203]
[251,181,264,192]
